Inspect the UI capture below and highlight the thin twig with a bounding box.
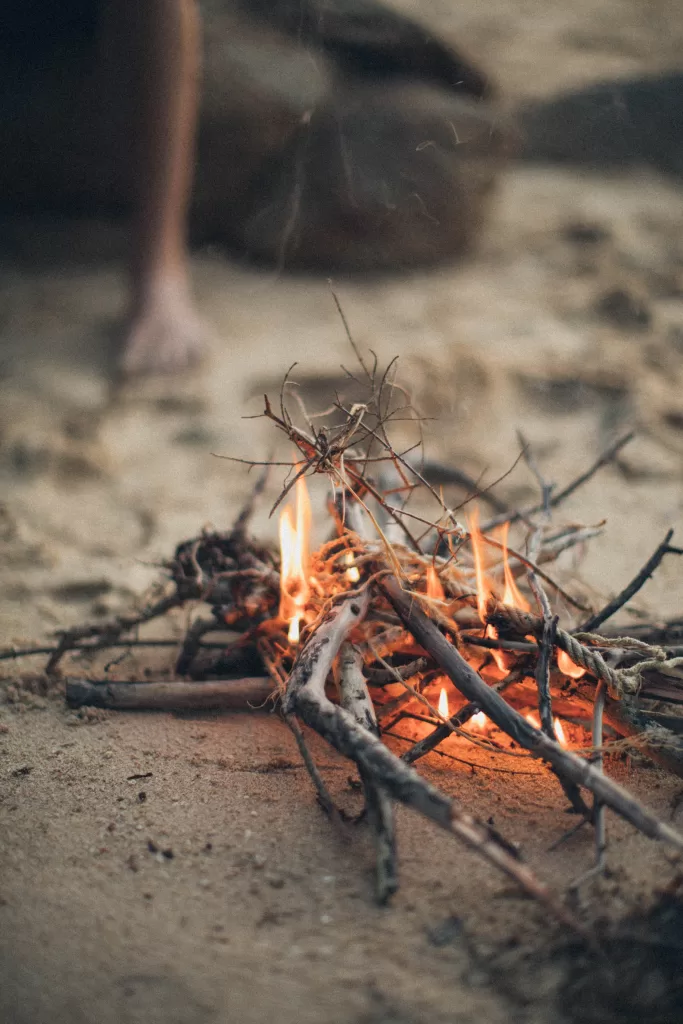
[579,529,682,633]
[482,431,635,531]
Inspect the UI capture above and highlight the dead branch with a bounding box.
[482,431,634,531]
[65,676,275,711]
[579,529,682,632]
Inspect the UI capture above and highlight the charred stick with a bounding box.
[579,529,682,633]
[65,676,275,711]
[338,642,398,904]
[284,592,581,926]
[380,576,683,851]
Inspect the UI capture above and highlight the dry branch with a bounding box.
[579,529,682,632]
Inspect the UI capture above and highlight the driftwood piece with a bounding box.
[65,677,275,711]
[338,642,398,904]
[380,576,683,852]
[283,591,583,927]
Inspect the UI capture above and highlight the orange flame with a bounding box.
[500,523,530,612]
[470,711,488,730]
[557,649,586,679]
[279,472,312,643]
[468,506,491,624]
[438,687,449,718]
[426,565,445,602]
[468,509,507,672]
[525,711,568,747]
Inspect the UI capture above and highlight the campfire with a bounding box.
[9,350,683,935]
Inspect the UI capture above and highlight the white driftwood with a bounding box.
[338,642,397,904]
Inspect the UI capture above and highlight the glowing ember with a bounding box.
[426,565,445,602]
[279,471,312,643]
[438,687,449,718]
[344,551,361,583]
[557,649,586,679]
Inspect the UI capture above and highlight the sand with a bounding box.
[2,0,683,1021]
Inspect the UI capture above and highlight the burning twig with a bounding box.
[380,575,683,852]
[283,592,582,925]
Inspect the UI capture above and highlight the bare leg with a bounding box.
[120,0,212,375]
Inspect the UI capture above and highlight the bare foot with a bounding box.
[120,278,211,376]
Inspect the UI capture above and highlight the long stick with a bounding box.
[380,576,683,852]
[65,676,274,710]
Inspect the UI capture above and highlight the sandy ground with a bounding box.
[2,1,683,1022]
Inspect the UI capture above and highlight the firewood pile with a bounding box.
[7,347,683,936]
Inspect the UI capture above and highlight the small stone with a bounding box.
[595,287,652,331]
[252,853,267,869]
[563,221,610,244]
[426,915,463,948]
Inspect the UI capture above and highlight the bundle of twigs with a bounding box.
[4,347,683,935]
